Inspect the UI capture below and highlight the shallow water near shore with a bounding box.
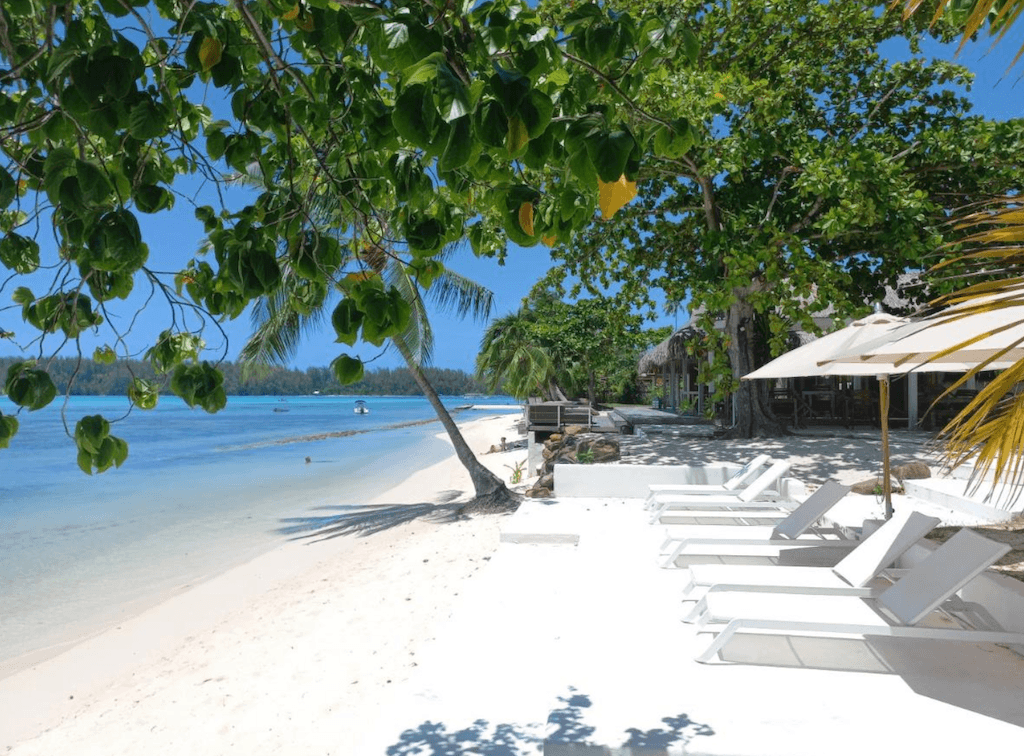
[0,394,516,671]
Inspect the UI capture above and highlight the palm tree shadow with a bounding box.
[278,490,470,542]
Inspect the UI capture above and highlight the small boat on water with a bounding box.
[353,400,370,415]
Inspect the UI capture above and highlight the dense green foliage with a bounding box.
[0,0,694,467]
[542,0,1024,435]
[476,280,668,404]
[0,356,489,397]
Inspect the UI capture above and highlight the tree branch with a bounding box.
[761,165,801,227]
[560,51,671,129]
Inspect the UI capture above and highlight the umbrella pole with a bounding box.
[879,374,893,519]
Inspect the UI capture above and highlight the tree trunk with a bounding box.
[587,369,597,408]
[547,381,569,402]
[396,342,520,511]
[723,298,787,438]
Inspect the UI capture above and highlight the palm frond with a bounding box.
[426,267,495,322]
[940,360,1024,502]
[922,203,1024,497]
[239,276,335,368]
[475,308,556,397]
[386,262,433,366]
[900,0,1024,69]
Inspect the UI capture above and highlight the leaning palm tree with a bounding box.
[241,242,521,512]
[895,0,1024,491]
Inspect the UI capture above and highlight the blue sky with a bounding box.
[5,24,1022,376]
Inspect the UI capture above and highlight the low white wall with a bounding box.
[554,463,806,502]
[554,462,736,498]
[904,478,1024,522]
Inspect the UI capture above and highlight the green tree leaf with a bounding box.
[331,353,364,384]
[128,377,159,409]
[331,298,364,346]
[392,84,437,149]
[0,233,40,274]
[0,413,18,450]
[585,128,635,183]
[438,116,472,171]
[0,165,15,208]
[5,362,57,411]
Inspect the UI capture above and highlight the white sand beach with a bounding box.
[0,413,524,755]
[4,411,1024,755]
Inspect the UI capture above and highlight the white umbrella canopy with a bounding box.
[814,291,1022,514]
[742,310,1014,517]
[743,313,916,517]
[821,291,1024,372]
[743,312,909,380]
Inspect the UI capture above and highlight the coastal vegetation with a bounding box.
[543,0,1024,436]
[0,355,490,397]
[475,279,669,405]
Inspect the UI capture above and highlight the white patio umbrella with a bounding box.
[744,313,912,517]
[744,311,1014,517]
[743,312,910,381]
[820,291,1024,371]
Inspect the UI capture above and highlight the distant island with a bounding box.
[0,356,493,398]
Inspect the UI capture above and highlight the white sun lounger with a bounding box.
[647,460,793,523]
[642,454,773,508]
[659,481,853,568]
[680,509,941,622]
[693,528,1024,663]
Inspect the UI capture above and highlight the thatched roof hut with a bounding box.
[638,326,702,375]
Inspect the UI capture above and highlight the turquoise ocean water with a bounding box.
[0,394,516,670]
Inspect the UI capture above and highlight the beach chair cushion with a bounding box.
[831,509,941,587]
[877,528,1011,625]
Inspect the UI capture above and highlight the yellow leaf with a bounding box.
[518,202,535,236]
[199,37,223,72]
[598,175,638,220]
[282,5,300,20]
[507,115,529,154]
[296,14,315,32]
[344,271,378,286]
[542,235,557,247]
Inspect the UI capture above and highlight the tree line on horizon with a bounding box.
[0,356,492,398]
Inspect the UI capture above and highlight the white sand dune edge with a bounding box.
[0,412,526,755]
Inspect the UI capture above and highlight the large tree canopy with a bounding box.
[0,0,693,469]
[542,0,1024,436]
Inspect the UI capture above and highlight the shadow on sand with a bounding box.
[277,490,469,541]
[619,427,935,486]
[709,632,1024,727]
[384,689,713,755]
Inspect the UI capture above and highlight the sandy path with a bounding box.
[0,412,526,755]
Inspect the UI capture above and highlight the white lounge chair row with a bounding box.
[642,455,1024,664]
[646,457,792,523]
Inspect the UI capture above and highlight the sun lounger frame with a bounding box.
[692,528,1024,663]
